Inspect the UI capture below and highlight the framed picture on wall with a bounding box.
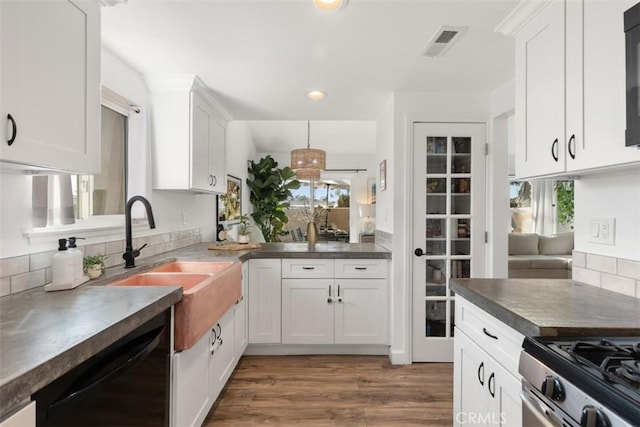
[368,178,377,204]
[218,175,242,224]
[379,160,387,191]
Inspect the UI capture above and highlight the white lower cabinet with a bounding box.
[173,304,242,427]
[234,261,249,357]
[454,297,523,427]
[282,279,334,344]
[248,259,282,344]
[454,329,521,426]
[334,279,387,344]
[173,331,211,427]
[209,307,236,401]
[0,401,35,427]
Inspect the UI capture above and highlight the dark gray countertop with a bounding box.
[0,241,390,414]
[0,285,181,414]
[451,278,640,337]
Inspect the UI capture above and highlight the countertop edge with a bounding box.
[0,288,181,415]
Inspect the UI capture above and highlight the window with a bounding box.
[72,106,127,219]
[285,179,351,241]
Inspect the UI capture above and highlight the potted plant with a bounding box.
[247,155,300,242]
[83,254,108,279]
[237,214,251,244]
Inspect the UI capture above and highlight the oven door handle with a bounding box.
[520,389,559,427]
[47,326,163,418]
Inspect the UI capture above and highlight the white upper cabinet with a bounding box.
[509,0,640,179]
[0,0,100,174]
[147,75,230,193]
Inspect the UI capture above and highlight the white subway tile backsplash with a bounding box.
[617,258,640,280]
[105,240,124,255]
[0,256,29,278]
[585,253,617,274]
[572,251,586,268]
[601,273,636,297]
[11,270,45,293]
[0,277,10,297]
[30,250,55,271]
[85,243,107,257]
[1,228,201,296]
[572,266,602,287]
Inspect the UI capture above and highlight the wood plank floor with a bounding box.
[203,355,453,427]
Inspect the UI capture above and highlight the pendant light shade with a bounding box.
[291,121,326,180]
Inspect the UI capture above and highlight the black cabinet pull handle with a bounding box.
[568,134,576,159]
[302,266,315,270]
[212,175,217,186]
[355,267,367,270]
[327,285,332,303]
[7,114,17,146]
[483,327,498,340]
[488,372,495,397]
[551,138,559,162]
[477,362,484,385]
[337,284,342,302]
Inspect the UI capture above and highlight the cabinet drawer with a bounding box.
[455,296,524,375]
[334,259,387,279]
[282,259,334,278]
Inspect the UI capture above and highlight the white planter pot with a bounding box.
[87,264,103,279]
[238,234,250,244]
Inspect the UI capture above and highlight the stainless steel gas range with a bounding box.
[519,336,640,427]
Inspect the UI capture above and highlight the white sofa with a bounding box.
[508,232,573,279]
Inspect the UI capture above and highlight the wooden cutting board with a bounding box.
[208,242,262,251]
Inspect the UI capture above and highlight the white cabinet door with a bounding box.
[210,307,236,402]
[210,120,226,194]
[173,332,211,427]
[0,401,35,427]
[282,279,334,344]
[454,327,522,427]
[454,329,490,427]
[515,0,566,178]
[334,279,388,345]
[566,0,640,171]
[191,92,213,192]
[248,259,282,343]
[234,261,249,357]
[0,0,100,174]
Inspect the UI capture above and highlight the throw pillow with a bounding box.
[508,233,540,255]
[539,232,574,255]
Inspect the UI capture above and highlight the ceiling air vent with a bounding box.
[422,26,468,58]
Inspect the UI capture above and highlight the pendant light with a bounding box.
[291,121,326,180]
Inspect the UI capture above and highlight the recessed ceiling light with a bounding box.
[306,90,327,100]
[313,0,348,11]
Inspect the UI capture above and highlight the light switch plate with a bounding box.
[588,218,615,245]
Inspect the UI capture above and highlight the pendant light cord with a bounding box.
[307,120,311,149]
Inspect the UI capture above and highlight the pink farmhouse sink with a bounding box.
[110,261,241,351]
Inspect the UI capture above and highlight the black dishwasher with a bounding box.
[34,310,171,426]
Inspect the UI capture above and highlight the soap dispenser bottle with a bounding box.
[67,237,84,281]
[51,239,74,287]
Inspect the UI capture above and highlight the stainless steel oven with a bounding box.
[33,310,171,426]
[625,2,640,146]
[519,337,640,427]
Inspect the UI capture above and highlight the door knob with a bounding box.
[414,248,425,257]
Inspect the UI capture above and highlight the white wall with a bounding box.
[487,79,515,278]
[379,90,491,364]
[575,168,640,261]
[0,48,257,259]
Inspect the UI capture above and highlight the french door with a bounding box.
[412,122,486,362]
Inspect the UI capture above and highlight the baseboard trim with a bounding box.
[389,348,411,365]
[244,344,389,356]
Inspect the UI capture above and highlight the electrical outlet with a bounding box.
[588,218,615,245]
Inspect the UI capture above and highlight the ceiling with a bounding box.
[102,0,518,153]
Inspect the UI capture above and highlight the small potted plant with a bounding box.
[237,214,251,244]
[83,254,108,279]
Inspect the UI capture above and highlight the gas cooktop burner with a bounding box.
[614,360,640,388]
